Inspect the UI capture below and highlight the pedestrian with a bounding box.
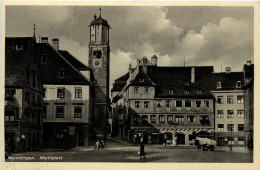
[93,140,100,151]
[139,137,145,159]
[101,140,105,149]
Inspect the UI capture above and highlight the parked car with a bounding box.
[194,137,216,151]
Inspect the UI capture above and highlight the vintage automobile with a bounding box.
[194,137,216,151]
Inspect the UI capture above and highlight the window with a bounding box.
[175,116,184,122]
[42,54,49,63]
[133,115,140,123]
[204,100,210,107]
[184,89,190,94]
[74,107,82,118]
[227,124,234,131]
[200,115,210,125]
[150,115,156,123]
[237,110,244,118]
[144,87,149,93]
[59,70,65,78]
[56,132,64,139]
[196,101,201,107]
[197,89,202,94]
[217,124,224,131]
[168,89,174,94]
[217,81,222,88]
[227,96,233,104]
[159,115,165,123]
[5,110,15,122]
[156,101,162,107]
[5,89,16,100]
[25,92,30,102]
[176,100,182,107]
[185,100,191,107]
[187,115,196,122]
[56,107,64,118]
[227,110,234,118]
[16,44,23,50]
[144,101,150,108]
[238,137,245,145]
[236,81,242,88]
[228,137,234,145]
[140,78,144,82]
[43,106,47,118]
[141,115,148,123]
[57,88,65,98]
[167,115,173,123]
[135,101,140,108]
[43,88,46,98]
[166,100,171,107]
[217,96,223,104]
[134,87,139,94]
[238,124,244,131]
[237,96,244,104]
[217,110,224,118]
[75,87,82,98]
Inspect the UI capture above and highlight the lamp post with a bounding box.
[228,115,233,151]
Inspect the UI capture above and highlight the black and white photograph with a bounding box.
[1,2,259,169]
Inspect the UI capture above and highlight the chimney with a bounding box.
[247,60,251,66]
[41,37,48,43]
[151,55,157,66]
[225,67,231,73]
[52,38,59,50]
[191,67,195,83]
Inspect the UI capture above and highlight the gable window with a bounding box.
[150,115,156,123]
[237,96,244,104]
[168,89,174,94]
[167,115,173,123]
[217,96,223,104]
[218,124,224,131]
[175,116,184,122]
[5,89,16,100]
[237,110,244,118]
[238,124,244,131]
[56,106,64,118]
[57,88,65,98]
[144,87,149,93]
[204,100,210,107]
[75,87,82,98]
[236,81,242,88]
[16,44,23,50]
[196,101,201,107]
[227,110,234,118]
[217,110,224,118]
[156,101,162,107]
[134,87,139,94]
[184,89,190,94]
[197,89,202,94]
[43,106,47,118]
[140,78,144,82]
[166,100,171,107]
[187,115,196,122]
[217,82,222,88]
[227,96,233,104]
[135,101,140,108]
[59,69,65,78]
[185,100,191,107]
[144,101,150,108]
[74,106,82,118]
[176,100,182,107]
[159,115,165,123]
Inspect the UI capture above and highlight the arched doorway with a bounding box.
[177,133,185,145]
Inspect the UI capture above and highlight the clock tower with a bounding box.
[89,10,110,137]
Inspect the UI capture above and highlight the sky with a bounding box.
[5,6,254,91]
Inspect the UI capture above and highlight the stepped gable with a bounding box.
[58,50,91,71]
[5,37,35,86]
[37,43,91,85]
[211,72,244,91]
[146,66,214,98]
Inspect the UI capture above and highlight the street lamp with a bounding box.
[228,115,232,151]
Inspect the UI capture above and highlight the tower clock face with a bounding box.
[94,59,101,67]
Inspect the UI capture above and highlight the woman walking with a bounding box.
[139,137,145,159]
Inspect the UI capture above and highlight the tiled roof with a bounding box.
[37,43,91,85]
[146,66,214,98]
[211,72,244,91]
[58,50,91,70]
[5,37,35,86]
[243,64,254,79]
[111,72,129,92]
[130,69,156,87]
[90,16,109,26]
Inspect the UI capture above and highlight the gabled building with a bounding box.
[5,37,43,152]
[211,67,245,146]
[112,56,215,145]
[37,38,93,148]
[243,61,254,150]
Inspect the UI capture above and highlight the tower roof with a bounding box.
[90,15,109,27]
